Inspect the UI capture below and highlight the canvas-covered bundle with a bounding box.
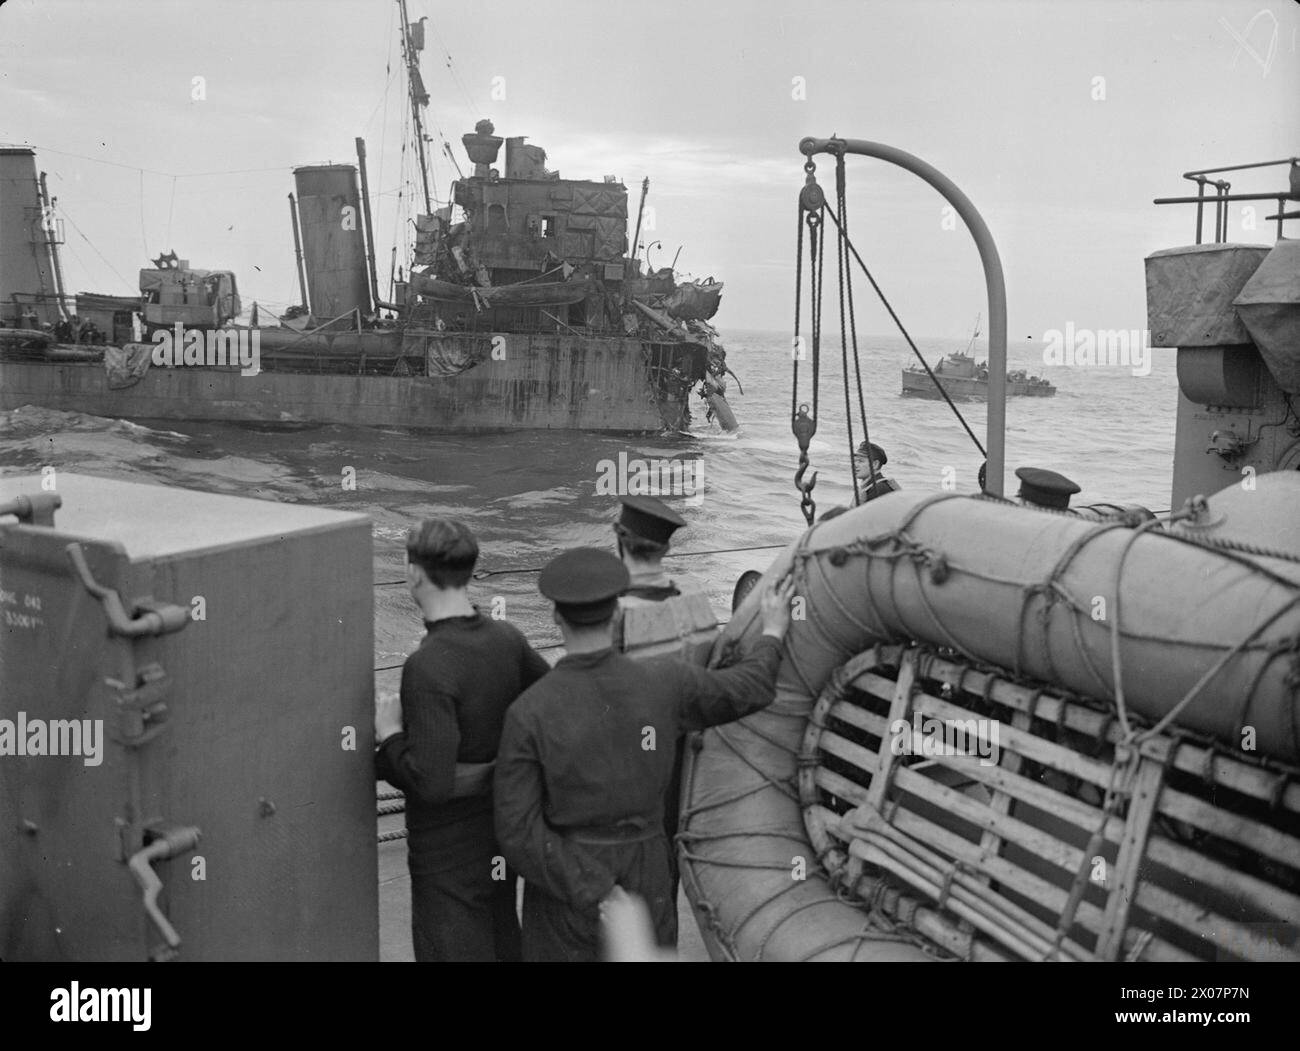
[1144,243,1270,347]
[1235,238,1300,394]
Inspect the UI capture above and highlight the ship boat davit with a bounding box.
[679,140,1300,963]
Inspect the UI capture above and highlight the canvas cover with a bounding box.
[104,342,152,388]
[417,334,493,377]
[1145,243,1271,347]
[1234,238,1300,394]
[570,185,626,219]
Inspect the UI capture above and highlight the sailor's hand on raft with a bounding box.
[759,575,797,640]
[375,689,403,744]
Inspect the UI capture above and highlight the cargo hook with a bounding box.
[792,403,818,523]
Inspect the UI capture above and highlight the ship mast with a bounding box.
[963,311,981,356]
[398,0,433,215]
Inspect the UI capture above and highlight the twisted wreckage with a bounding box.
[0,6,737,433]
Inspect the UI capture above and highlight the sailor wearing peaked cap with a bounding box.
[856,440,888,466]
[492,547,796,961]
[611,494,703,609]
[611,494,721,914]
[613,494,702,611]
[852,439,901,504]
[1015,466,1081,510]
[616,494,687,546]
[539,547,629,625]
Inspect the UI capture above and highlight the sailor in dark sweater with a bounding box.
[375,518,550,962]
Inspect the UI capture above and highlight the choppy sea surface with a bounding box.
[0,329,1177,670]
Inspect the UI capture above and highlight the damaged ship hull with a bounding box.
[0,331,706,432]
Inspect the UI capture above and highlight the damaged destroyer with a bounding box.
[0,2,737,433]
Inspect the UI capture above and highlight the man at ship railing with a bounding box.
[611,495,721,922]
[612,495,718,657]
[853,440,902,503]
[375,518,550,962]
[493,548,795,961]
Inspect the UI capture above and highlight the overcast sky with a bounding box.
[2,0,1296,338]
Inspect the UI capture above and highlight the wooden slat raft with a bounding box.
[798,644,1300,962]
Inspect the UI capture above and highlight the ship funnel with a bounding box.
[292,163,372,322]
[0,148,61,326]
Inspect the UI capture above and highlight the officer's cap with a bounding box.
[539,548,630,625]
[617,495,687,545]
[854,440,888,466]
[1015,466,1080,510]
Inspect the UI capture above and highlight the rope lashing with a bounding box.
[832,147,866,507]
[1043,744,1137,961]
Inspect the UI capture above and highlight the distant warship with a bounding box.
[902,316,1056,399]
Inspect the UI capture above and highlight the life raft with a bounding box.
[680,476,1300,961]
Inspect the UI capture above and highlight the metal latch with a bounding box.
[65,542,191,637]
[105,663,172,747]
[127,825,202,962]
[0,492,62,527]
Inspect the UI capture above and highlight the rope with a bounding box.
[822,203,986,459]
[833,152,863,507]
[1044,747,1136,960]
[455,542,789,583]
[1107,507,1300,748]
[812,205,825,431]
[792,198,805,424]
[839,162,873,508]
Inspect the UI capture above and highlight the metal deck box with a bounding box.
[0,473,376,961]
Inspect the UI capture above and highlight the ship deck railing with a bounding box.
[1153,157,1300,244]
